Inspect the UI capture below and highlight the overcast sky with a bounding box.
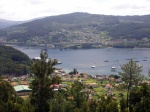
[1,0,150,21]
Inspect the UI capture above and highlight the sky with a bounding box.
[1,0,150,21]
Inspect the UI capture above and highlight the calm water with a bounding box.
[14,46,150,76]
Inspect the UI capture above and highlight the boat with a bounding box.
[33,57,41,60]
[143,60,147,61]
[111,66,116,69]
[111,66,117,72]
[91,66,96,68]
[57,61,62,64]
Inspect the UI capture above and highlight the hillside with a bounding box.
[0,19,25,29]
[0,45,31,76]
[0,12,150,48]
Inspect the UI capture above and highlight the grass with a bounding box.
[84,78,96,83]
[62,81,73,85]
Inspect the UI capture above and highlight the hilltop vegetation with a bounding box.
[0,45,31,76]
[0,19,24,29]
[0,12,150,48]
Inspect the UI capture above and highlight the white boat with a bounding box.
[91,66,96,68]
[57,61,62,64]
[33,57,41,60]
[111,66,117,72]
[111,66,116,69]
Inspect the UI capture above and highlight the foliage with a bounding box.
[29,50,57,112]
[70,81,87,108]
[109,74,120,79]
[119,59,143,86]
[97,95,119,112]
[120,97,128,112]
[130,83,150,112]
[0,45,31,75]
[0,79,16,103]
[51,75,62,84]
[119,59,144,111]
[0,79,34,112]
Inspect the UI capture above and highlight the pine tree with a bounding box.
[29,51,57,112]
[119,59,143,111]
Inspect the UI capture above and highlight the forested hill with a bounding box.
[0,12,150,47]
[0,45,31,76]
[0,19,24,29]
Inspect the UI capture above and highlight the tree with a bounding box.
[0,79,26,112]
[51,75,62,84]
[29,50,57,112]
[81,99,89,112]
[120,97,128,112]
[49,91,64,112]
[89,100,98,112]
[97,95,119,112]
[0,79,16,103]
[70,81,87,108]
[130,83,150,112]
[119,59,143,111]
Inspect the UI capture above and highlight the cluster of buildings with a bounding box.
[2,68,123,101]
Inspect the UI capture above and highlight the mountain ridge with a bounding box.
[0,12,150,48]
[0,19,26,29]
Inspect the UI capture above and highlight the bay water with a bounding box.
[14,46,150,76]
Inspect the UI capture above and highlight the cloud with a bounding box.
[0,0,150,21]
[113,4,145,10]
[27,0,43,5]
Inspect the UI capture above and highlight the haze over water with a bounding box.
[14,46,150,76]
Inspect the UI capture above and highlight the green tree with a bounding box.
[81,99,89,112]
[97,95,119,112]
[51,75,62,84]
[29,50,57,112]
[130,83,150,112]
[70,81,87,108]
[0,79,26,112]
[0,79,16,103]
[120,97,128,112]
[49,91,64,112]
[119,59,143,111]
[89,100,98,112]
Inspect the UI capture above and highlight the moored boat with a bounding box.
[91,66,96,68]
[111,66,117,72]
[57,61,62,64]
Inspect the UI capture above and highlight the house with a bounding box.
[109,77,115,81]
[61,84,67,87]
[11,81,18,86]
[114,83,119,87]
[14,85,31,96]
[80,73,88,78]
[86,83,98,88]
[95,75,106,80]
[105,83,112,89]
[21,81,28,85]
[50,84,62,91]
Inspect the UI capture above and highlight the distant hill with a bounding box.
[0,12,150,48]
[0,45,31,76]
[0,19,25,29]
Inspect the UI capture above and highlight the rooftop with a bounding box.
[14,85,31,92]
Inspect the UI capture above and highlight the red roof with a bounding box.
[21,81,28,85]
[11,82,18,86]
[105,83,112,88]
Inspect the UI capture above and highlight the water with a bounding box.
[14,46,150,76]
